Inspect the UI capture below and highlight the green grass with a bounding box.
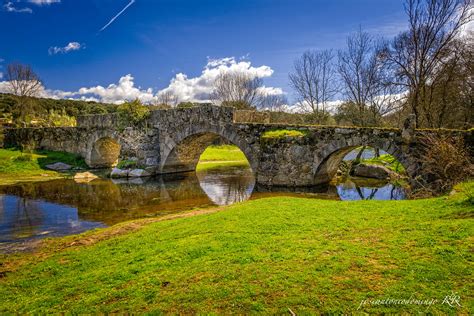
[362,154,406,174]
[0,148,86,185]
[196,145,250,172]
[198,144,248,162]
[116,158,138,169]
[1,182,473,314]
[261,129,309,139]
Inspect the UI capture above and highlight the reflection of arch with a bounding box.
[313,138,408,185]
[160,124,257,174]
[86,136,121,168]
[196,167,255,205]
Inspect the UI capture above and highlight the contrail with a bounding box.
[99,0,136,32]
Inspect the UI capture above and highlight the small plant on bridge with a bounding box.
[117,158,138,169]
[261,129,309,139]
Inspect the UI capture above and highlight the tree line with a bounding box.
[1,0,472,129]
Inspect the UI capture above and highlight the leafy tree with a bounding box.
[117,99,151,126]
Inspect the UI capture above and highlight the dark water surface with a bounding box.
[0,166,406,251]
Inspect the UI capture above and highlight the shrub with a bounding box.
[417,135,473,195]
[117,159,138,169]
[13,153,33,162]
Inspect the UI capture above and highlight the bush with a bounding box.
[417,135,473,195]
[13,153,33,162]
[117,159,138,169]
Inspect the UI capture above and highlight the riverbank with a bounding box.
[1,182,472,314]
[0,146,248,185]
[0,148,87,185]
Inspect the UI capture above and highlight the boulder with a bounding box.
[73,171,99,183]
[45,162,72,171]
[110,168,129,178]
[128,168,151,178]
[352,163,391,180]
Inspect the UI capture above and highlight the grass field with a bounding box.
[1,182,472,314]
[0,148,86,185]
[197,145,250,172]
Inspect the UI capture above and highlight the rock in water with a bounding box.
[74,172,99,183]
[45,162,72,171]
[110,168,129,178]
[353,163,391,180]
[129,169,151,178]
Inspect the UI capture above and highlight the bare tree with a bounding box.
[380,0,473,127]
[289,50,337,115]
[211,71,264,109]
[259,93,288,112]
[156,90,179,108]
[337,29,403,126]
[6,63,43,126]
[6,63,42,97]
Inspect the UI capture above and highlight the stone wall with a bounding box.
[77,113,120,128]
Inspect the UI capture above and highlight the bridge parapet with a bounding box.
[77,113,120,128]
[149,105,235,127]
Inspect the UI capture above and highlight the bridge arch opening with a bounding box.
[314,145,408,200]
[88,137,121,168]
[315,145,407,183]
[161,132,254,175]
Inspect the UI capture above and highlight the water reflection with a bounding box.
[197,166,255,205]
[336,178,406,201]
[0,166,406,248]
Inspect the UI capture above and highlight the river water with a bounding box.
[0,165,406,251]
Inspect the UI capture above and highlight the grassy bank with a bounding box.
[197,145,250,171]
[362,153,406,174]
[1,182,472,314]
[0,148,86,185]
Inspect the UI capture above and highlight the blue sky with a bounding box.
[0,0,408,103]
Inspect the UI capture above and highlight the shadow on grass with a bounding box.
[35,150,87,170]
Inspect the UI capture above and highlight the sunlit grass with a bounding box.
[1,182,472,314]
[361,153,406,174]
[197,145,249,172]
[0,148,85,185]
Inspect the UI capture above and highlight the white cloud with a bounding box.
[3,2,33,13]
[74,74,156,104]
[157,57,279,103]
[28,0,61,4]
[0,57,286,105]
[48,42,83,55]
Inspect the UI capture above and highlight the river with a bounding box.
[0,165,406,251]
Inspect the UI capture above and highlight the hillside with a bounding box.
[0,93,118,126]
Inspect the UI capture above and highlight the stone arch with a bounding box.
[159,123,258,174]
[85,131,123,168]
[313,137,408,185]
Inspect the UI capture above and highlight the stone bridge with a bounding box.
[3,105,472,187]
